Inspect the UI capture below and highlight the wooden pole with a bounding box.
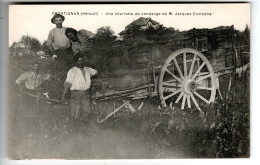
[231,25,237,68]
[151,47,156,88]
[21,91,62,103]
[99,102,127,123]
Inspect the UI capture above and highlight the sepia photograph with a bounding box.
[7,3,250,160]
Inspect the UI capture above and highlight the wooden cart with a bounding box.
[91,25,249,114]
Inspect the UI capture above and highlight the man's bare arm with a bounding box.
[47,45,56,56]
[61,82,72,102]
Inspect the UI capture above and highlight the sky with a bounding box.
[9,4,250,46]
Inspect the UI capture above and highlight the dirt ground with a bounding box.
[8,92,189,159]
[8,56,188,159]
[8,55,250,159]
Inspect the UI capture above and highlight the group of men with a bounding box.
[15,14,98,122]
[47,14,95,67]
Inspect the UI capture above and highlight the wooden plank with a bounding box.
[95,84,154,99]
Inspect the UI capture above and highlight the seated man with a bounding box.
[15,63,50,94]
[61,53,98,122]
[65,28,95,56]
[15,63,51,134]
[15,63,50,115]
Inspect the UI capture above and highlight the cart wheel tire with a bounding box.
[158,48,216,113]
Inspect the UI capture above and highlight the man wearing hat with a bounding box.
[47,14,73,68]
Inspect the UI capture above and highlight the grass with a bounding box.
[9,53,250,158]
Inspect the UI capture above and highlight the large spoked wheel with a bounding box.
[158,48,216,114]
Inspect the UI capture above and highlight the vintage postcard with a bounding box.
[7,3,250,160]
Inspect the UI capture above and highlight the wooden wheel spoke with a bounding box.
[163,88,182,101]
[190,93,200,110]
[169,102,173,108]
[183,53,187,77]
[187,95,191,108]
[197,58,200,68]
[164,80,183,87]
[194,92,210,104]
[197,87,212,91]
[173,57,185,80]
[191,62,206,80]
[175,92,184,103]
[195,74,211,83]
[165,69,182,84]
[162,82,179,88]
[188,54,197,77]
[181,94,187,109]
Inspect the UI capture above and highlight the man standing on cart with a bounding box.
[61,53,98,125]
[65,27,95,57]
[47,14,73,68]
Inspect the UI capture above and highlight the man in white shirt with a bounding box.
[61,53,98,121]
[47,14,73,68]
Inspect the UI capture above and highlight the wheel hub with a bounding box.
[183,79,197,94]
